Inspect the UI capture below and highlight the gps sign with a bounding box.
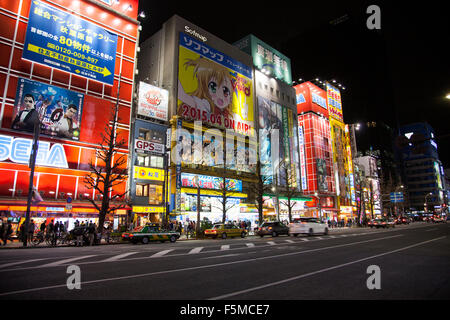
[135,140,164,154]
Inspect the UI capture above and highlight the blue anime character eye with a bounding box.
[208,81,217,93]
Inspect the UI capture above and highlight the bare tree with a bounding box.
[254,159,275,225]
[83,101,128,236]
[278,158,302,223]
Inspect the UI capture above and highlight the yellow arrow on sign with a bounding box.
[27,43,111,78]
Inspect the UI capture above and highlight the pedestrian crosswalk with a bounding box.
[0,232,376,270]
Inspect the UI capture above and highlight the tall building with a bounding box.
[294,81,337,219]
[396,122,446,213]
[326,82,356,221]
[137,16,259,226]
[0,0,139,233]
[235,34,305,221]
[353,155,382,220]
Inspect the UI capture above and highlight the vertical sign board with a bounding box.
[297,123,307,191]
[23,0,118,85]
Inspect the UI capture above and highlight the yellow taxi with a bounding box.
[204,223,247,239]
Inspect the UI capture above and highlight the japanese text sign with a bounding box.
[23,0,118,85]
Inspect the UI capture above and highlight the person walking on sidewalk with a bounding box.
[88,221,96,246]
[1,221,12,245]
[28,220,35,245]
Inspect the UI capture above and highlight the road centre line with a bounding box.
[0,234,405,297]
[208,236,446,300]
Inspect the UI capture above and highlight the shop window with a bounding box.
[136,184,163,205]
[136,184,149,197]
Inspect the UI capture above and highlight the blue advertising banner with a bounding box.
[12,77,84,141]
[179,32,252,79]
[180,173,243,192]
[23,0,118,85]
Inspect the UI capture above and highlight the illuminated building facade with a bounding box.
[294,81,337,220]
[0,0,139,233]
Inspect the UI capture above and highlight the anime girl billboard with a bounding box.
[177,33,254,137]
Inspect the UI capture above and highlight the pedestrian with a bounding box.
[40,221,46,233]
[4,221,12,245]
[74,225,83,247]
[104,224,111,243]
[176,221,182,234]
[28,220,35,244]
[0,221,4,245]
[47,220,56,246]
[88,222,96,246]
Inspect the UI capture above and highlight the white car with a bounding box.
[289,217,329,236]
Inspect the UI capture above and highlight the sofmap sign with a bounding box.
[23,0,118,85]
[0,134,68,168]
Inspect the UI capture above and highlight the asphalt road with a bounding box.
[0,222,449,301]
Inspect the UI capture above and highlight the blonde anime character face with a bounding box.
[207,76,232,111]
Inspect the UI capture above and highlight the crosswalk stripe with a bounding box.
[246,243,255,247]
[285,240,294,243]
[328,235,336,238]
[188,247,204,254]
[102,252,138,262]
[221,245,230,250]
[0,258,48,269]
[39,255,95,267]
[316,237,323,240]
[150,249,174,258]
[267,241,276,245]
[300,238,309,241]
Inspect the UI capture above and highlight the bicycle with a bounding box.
[31,231,53,246]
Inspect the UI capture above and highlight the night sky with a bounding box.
[137,0,449,166]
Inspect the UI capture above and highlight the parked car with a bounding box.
[204,223,247,239]
[288,217,328,236]
[396,216,410,225]
[256,221,289,237]
[369,218,395,228]
[432,215,445,223]
[122,223,180,244]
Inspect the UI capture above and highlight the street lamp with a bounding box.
[424,192,433,213]
[394,185,404,216]
[314,192,322,220]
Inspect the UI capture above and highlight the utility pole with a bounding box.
[23,119,40,247]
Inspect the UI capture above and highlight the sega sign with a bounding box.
[0,134,68,168]
[135,139,164,154]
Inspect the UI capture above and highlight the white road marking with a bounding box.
[0,234,406,297]
[201,253,241,260]
[300,238,309,241]
[188,247,204,254]
[102,252,138,262]
[150,249,174,258]
[209,236,445,300]
[285,240,294,243]
[0,258,49,269]
[38,255,96,267]
[221,245,230,250]
[246,243,255,247]
[316,237,323,240]
[328,236,336,238]
[267,241,276,245]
